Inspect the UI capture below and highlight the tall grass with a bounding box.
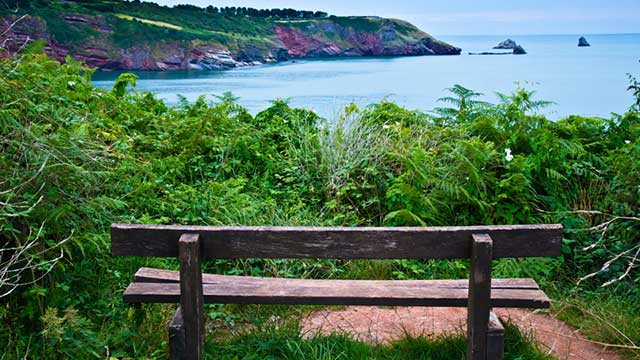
[204,315,551,360]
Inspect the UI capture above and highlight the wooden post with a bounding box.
[179,233,204,360]
[487,311,504,360]
[169,307,186,359]
[467,233,493,360]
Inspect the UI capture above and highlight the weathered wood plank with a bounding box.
[179,234,204,360]
[122,282,550,308]
[111,224,563,259]
[467,234,493,360]
[487,311,505,360]
[133,267,541,290]
[168,307,186,360]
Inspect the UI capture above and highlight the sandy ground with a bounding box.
[301,306,623,360]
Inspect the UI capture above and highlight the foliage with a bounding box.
[433,84,492,125]
[210,6,328,19]
[0,53,639,358]
[111,72,137,97]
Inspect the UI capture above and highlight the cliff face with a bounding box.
[0,5,460,71]
[274,19,460,58]
[0,14,278,70]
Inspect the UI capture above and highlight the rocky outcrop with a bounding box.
[513,45,527,55]
[419,37,461,56]
[273,21,460,58]
[469,44,526,56]
[469,38,526,55]
[1,13,460,71]
[578,36,591,47]
[235,45,264,63]
[188,48,239,70]
[269,47,290,62]
[468,51,512,56]
[494,39,518,49]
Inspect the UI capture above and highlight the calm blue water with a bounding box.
[93,34,640,119]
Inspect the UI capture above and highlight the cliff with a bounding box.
[0,1,460,71]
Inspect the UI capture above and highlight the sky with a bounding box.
[151,0,640,36]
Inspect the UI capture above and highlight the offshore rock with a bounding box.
[469,44,526,56]
[513,45,527,55]
[494,39,518,49]
[578,36,591,47]
[469,51,512,56]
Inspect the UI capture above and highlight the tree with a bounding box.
[196,5,328,19]
[174,4,201,12]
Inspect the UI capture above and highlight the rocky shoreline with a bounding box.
[0,14,461,71]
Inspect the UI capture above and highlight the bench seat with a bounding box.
[124,267,551,308]
[112,224,563,359]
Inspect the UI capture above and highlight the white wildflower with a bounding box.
[67,81,76,88]
[505,148,514,162]
[382,124,391,129]
[625,140,631,144]
[395,121,400,126]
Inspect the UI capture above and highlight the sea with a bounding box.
[92,34,640,119]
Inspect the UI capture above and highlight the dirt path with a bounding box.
[301,306,622,360]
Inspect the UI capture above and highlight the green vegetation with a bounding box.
[1,0,443,59]
[1,52,639,359]
[202,5,328,19]
[2,0,277,49]
[0,1,336,47]
[1,0,328,20]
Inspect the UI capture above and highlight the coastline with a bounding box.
[93,51,463,73]
[92,33,639,120]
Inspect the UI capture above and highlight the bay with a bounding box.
[92,33,640,119]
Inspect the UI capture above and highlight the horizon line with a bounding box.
[433,32,640,37]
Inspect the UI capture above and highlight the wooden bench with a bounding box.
[111,224,563,360]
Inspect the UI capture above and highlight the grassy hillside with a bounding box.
[1,0,439,44]
[0,51,638,358]
[2,0,277,49]
[0,0,459,70]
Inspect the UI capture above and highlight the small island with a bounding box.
[469,38,526,55]
[493,38,518,49]
[578,36,591,47]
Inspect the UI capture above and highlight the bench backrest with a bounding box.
[111,224,563,259]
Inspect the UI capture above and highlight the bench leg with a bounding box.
[179,234,204,360]
[467,234,493,360]
[169,307,187,360]
[487,311,504,360]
